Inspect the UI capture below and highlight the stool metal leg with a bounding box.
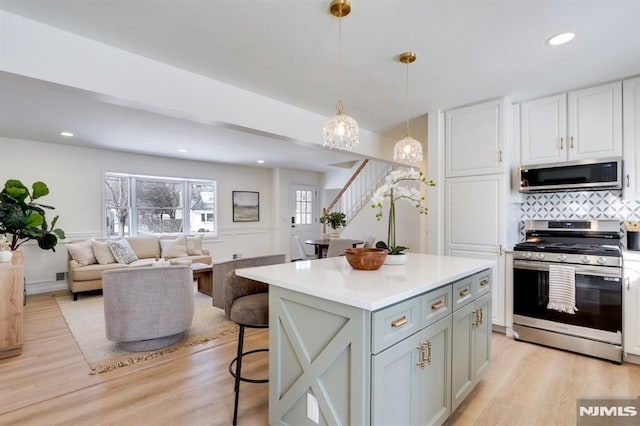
[232,325,245,425]
[228,324,269,425]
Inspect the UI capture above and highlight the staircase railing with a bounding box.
[323,159,394,231]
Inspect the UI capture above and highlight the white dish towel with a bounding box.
[547,264,578,314]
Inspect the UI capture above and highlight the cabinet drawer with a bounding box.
[452,276,475,310]
[474,270,492,297]
[372,297,421,354]
[421,285,452,328]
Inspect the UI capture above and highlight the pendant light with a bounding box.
[322,0,359,150]
[393,51,423,164]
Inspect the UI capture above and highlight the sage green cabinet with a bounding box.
[371,316,452,426]
[451,289,492,411]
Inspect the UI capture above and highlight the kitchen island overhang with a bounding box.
[237,253,495,425]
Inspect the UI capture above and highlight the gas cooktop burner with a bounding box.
[514,241,622,257]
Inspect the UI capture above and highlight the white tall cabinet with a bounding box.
[623,251,640,362]
[623,76,640,200]
[520,81,622,165]
[444,98,513,327]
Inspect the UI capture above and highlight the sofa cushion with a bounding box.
[92,240,117,265]
[161,237,188,258]
[186,235,204,255]
[125,236,161,259]
[71,262,127,281]
[108,239,139,264]
[66,240,97,266]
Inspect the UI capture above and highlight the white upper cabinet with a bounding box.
[445,99,507,177]
[623,76,640,201]
[520,81,622,165]
[520,94,566,165]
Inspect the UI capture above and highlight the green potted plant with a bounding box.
[320,211,347,239]
[0,179,65,254]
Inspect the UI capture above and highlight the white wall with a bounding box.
[0,137,321,294]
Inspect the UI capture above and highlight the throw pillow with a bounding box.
[92,240,117,265]
[66,240,97,267]
[185,235,203,255]
[160,237,188,259]
[107,239,139,264]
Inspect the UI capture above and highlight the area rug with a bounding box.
[55,291,238,375]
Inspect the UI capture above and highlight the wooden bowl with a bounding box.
[344,247,388,270]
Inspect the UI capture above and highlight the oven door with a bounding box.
[513,259,622,343]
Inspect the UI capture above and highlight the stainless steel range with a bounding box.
[512,220,623,363]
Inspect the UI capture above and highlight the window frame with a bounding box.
[103,172,217,238]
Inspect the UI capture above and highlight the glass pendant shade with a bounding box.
[323,111,359,149]
[323,0,359,150]
[394,51,423,164]
[393,135,423,163]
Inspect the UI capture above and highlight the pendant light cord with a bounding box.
[405,60,410,137]
[337,11,344,114]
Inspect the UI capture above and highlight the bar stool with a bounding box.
[223,270,269,425]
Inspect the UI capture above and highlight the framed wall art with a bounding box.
[232,191,260,222]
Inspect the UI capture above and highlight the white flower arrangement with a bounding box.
[371,168,435,254]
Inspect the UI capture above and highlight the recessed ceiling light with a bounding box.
[178,148,187,153]
[59,131,74,137]
[256,160,265,164]
[546,32,575,46]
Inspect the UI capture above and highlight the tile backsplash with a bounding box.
[519,190,640,244]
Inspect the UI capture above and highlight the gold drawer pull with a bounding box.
[480,279,489,287]
[459,288,470,297]
[431,300,444,310]
[391,316,408,328]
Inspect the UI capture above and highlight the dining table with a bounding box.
[304,238,364,258]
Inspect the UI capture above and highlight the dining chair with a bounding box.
[363,236,376,248]
[293,235,319,261]
[326,239,354,258]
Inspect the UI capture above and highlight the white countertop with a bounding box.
[236,253,495,311]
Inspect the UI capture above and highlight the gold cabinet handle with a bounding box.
[627,174,631,188]
[473,308,479,327]
[431,300,444,310]
[560,137,564,150]
[459,288,470,297]
[416,342,426,369]
[426,340,432,365]
[480,279,489,287]
[391,316,408,328]
[498,150,503,163]
[479,307,484,325]
[570,136,574,148]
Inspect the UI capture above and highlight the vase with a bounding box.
[384,253,407,265]
[330,230,340,239]
[0,250,12,263]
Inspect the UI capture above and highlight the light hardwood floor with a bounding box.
[1,293,640,425]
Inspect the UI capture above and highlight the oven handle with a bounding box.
[513,260,621,278]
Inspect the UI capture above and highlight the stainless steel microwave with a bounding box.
[519,158,622,192]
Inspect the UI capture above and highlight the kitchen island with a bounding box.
[237,253,495,425]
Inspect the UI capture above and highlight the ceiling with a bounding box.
[0,0,639,171]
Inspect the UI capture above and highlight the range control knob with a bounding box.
[581,256,591,264]
[558,254,567,262]
[523,252,532,259]
[596,257,607,265]
[536,252,545,260]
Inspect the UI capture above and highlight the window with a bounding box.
[295,189,313,225]
[104,173,217,237]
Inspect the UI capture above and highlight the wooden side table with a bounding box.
[191,263,213,297]
[0,252,24,359]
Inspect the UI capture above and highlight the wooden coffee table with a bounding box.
[191,263,213,296]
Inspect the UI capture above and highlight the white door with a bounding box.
[290,184,317,259]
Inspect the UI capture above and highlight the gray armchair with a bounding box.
[102,266,194,351]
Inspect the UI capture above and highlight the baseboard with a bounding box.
[492,324,507,334]
[27,280,69,295]
[624,352,640,365]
